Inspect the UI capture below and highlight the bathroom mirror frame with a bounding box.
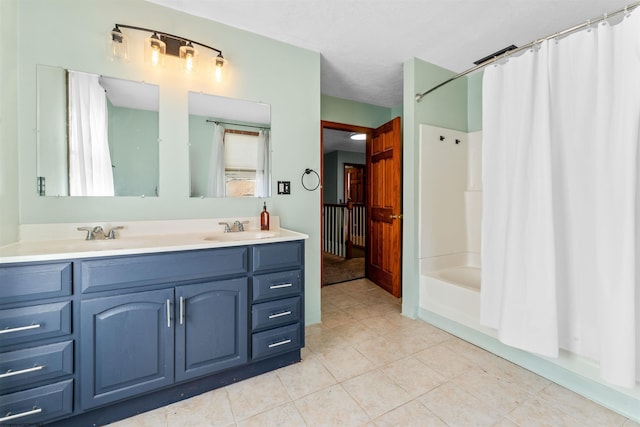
[188,91,272,198]
[36,64,160,197]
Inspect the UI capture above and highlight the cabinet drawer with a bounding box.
[0,262,72,304]
[252,241,303,273]
[0,302,72,346]
[252,297,301,332]
[0,379,73,425]
[252,323,301,360]
[252,270,301,303]
[0,341,73,390]
[79,247,248,293]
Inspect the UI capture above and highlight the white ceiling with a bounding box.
[146,0,630,108]
[323,129,366,154]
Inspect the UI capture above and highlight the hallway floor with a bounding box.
[110,279,638,427]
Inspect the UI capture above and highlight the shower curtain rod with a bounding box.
[205,119,270,130]
[415,1,640,103]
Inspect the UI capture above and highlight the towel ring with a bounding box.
[301,168,320,191]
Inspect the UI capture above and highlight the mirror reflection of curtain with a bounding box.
[67,71,114,196]
[207,123,226,197]
[255,129,270,197]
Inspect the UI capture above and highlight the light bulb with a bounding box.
[145,33,165,67]
[214,55,225,82]
[179,42,198,73]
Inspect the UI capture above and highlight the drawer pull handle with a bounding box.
[0,365,44,379]
[0,407,42,422]
[179,296,184,325]
[268,339,292,348]
[0,324,41,335]
[268,311,292,319]
[269,283,293,290]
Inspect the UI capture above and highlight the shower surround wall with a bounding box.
[418,123,484,329]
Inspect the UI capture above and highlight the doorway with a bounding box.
[320,118,403,297]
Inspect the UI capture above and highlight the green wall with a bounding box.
[467,72,483,132]
[321,95,396,128]
[0,0,20,245]
[402,57,470,318]
[14,0,322,324]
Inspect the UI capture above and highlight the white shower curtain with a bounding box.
[68,71,114,196]
[255,129,270,197]
[207,124,225,197]
[482,10,640,388]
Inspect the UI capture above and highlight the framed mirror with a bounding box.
[36,65,159,197]
[188,91,271,198]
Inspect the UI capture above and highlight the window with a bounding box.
[224,130,258,197]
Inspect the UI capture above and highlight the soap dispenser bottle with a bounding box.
[260,202,270,230]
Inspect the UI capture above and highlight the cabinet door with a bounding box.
[80,289,174,409]
[175,278,248,382]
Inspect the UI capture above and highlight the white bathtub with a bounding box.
[419,253,493,334]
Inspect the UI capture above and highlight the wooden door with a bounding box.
[344,164,365,203]
[366,117,402,297]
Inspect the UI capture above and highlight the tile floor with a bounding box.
[111,278,639,427]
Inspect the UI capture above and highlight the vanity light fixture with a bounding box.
[350,133,366,141]
[110,24,225,79]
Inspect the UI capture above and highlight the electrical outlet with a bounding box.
[277,181,291,195]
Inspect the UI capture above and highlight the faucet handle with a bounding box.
[234,220,250,231]
[218,222,231,233]
[105,226,124,240]
[77,227,94,240]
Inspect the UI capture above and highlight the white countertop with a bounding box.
[0,218,308,264]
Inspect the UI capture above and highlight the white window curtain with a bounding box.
[481,9,640,388]
[255,129,271,197]
[207,123,225,197]
[67,71,114,196]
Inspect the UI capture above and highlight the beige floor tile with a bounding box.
[380,356,446,398]
[277,356,337,400]
[348,303,392,321]
[419,382,503,426]
[165,388,234,427]
[108,406,167,427]
[321,309,357,329]
[443,338,500,367]
[225,371,291,421]
[360,316,403,336]
[330,322,379,346]
[305,322,330,337]
[506,396,585,427]
[536,383,627,426]
[373,400,446,427]
[304,327,351,353]
[449,367,532,415]
[491,418,519,427]
[330,293,364,310]
[624,419,640,426]
[342,370,412,419]
[413,343,477,379]
[483,356,550,393]
[316,345,376,382]
[353,335,409,367]
[295,384,370,426]
[237,402,306,427]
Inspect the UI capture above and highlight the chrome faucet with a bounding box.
[77,225,124,240]
[218,220,250,233]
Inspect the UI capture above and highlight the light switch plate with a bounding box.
[277,181,291,195]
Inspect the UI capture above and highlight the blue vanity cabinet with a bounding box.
[175,278,248,382]
[79,288,175,410]
[0,261,74,426]
[250,241,305,361]
[1,239,304,426]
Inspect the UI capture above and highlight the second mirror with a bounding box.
[189,92,271,198]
